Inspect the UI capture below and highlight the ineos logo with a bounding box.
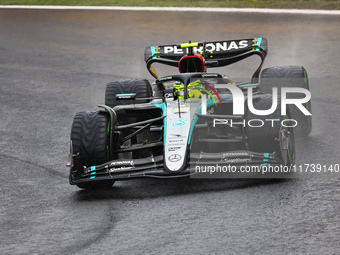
[168,154,181,162]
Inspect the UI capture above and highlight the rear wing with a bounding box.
[144,38,268,83]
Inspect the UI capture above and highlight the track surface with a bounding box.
[0,9,339,255]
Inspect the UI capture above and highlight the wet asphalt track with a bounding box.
[0,8,340,255]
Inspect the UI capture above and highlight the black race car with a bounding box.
[68,38,312,189]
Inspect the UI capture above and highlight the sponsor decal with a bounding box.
[110,160,134,166]
[167,100,199,107]
[172,119,188,126]
[222,158,251,163]
[221,152,251,162]
[159,76,173,81]
[170,134,185,138]
[164,93,173,98]
[168,147,181,152]
[167,101,181,106]
[163,40,249,55]
[222,152,249,157]
[168,154,182,162]
[201,74,220,78]
[109,166,133,172]
[116,94,136,99]
[169,139,184,143]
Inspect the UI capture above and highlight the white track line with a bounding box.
[1,5,340,15]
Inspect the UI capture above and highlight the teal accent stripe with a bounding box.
[91,166,96,171]
[151,102,166,145]
[90,171,96,179]
[188,115,198,144]
[256,38,262,51]
[150,46,156,59]
[116,93,135,97]
[262,153,269,166]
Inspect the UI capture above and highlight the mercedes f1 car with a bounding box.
[68,38,312,189]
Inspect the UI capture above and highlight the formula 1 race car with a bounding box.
[68,38,312,189]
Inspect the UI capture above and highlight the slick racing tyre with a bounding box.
[246,94,295,167]
[260,65,312,137]
[70,111,115,189]
[105,79,153,108]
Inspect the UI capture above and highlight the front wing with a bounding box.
[69,150,285,184]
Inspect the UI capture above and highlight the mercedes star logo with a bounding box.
[168,154,181,162]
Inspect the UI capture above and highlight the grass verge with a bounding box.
[0,0,340,10]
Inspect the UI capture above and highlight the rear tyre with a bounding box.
[105,79,153,108]
[70,111,115,189]
[246,94,295,167]
[260,65,312,137]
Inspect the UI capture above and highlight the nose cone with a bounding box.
[163,99,200,172]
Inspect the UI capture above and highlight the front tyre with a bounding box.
[246,94,295,167]
[70,111,115,189]
[105,79,153,108]
[260,65,312,137]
